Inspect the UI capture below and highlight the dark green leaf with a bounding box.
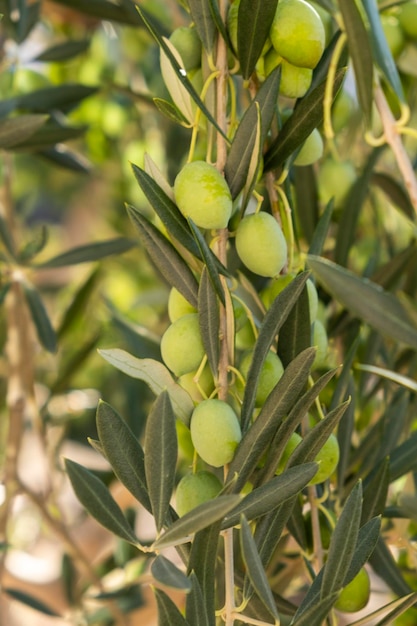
[18,225,48,263]
[145,391,177,532]
[308,255,417,349]
[370,536,413,597]
[65,459,139,545]
[343,516,381,587]
[188,0,216,52]
[338,0,373,127]
[0,114,48,149]
[187,524,221,626]
[57,269,100,339]
[253,498,297,569]
[264,68,345,171]
[362,457,390,524]
[290,592,338,626]
[153,97,189,125]
[223,463,317,529]
[198,267,220,377]
[154,588,189,626]
[23,282,57,353]
[12,84,97,113]
[321,481,362,597]
[154,495,241,550]
[151,555,191,592]
[96,400,151,513]
[278,281,311,367]
[307,198,334,257]
[34,39,90,62]
[4,588,61,617]
[371,171,415,221]
[389,430,417,482]
[188,219,226,304]
[10,121,87,151]
[127,206,199,308]
[38,145,92,172]
[240,515,279,621]
[240,271,310,431]
[228,347,316,492]
[186,572,210,626]
[225,67,281,199]
[237,0,278,79]
[36,238,135,268]
[362,0,404,101]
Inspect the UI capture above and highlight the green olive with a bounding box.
[335,568,371,613]
[264,49,313,98]
[318,158,356,206]
[160,313,205,377]
[270,0,325,69]
[309,433,340,484]
[238,350,284,406]
[169,26,202,72]
[294,128,324,166]
[312,319,328,368]
[174,161,233,230]
[175,470,222,516]
[190,399,242,467]
[168,287,197,322]
[235,212,287,278]
[178,364,215,403]
[399,1,417,39]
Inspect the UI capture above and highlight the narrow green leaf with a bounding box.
[34,39,90,62]
[241,271,310,431]
[188,219,226,304]
[237,0,278,79]
[253,498,297,569]
[278,282,311,367]
[0,114,48,149]
[98,349,194,425]
[294,165,320,245]
[9,122,86,151]
[187,524,221,626]
[223,463,318,529]
[371,592,417,626]
[198,267,220,377]
[36,238,135,268]
[338,0,373,127]
[371,171,415,221]
[153,97,189,125]
[18,225,48,263]
[188,0,216,52]
[228,347,316,492]
[362,0,405,102]
[240,515,280,621]
[154,588,189,626]
[13,84,97,113]
[151,555,191,592]
[307,198,335,257]
[321,481,362,597]
[342,516,381,587]
[4,588,61,617]
[38,145,92,173]
[23,282,57,353]
[355,363,417,393]
[145,391,177,532]
[154,495,241,550]
[389,430,417,482]
[308,255,417,349]
[96,400,151,513]
[186,572,210,626]
[290,592,338,626]
[130,165,201,260]
[362,457,390,524]
[57,269,100,339]
[370,536,413,597]
[225,67,281,199]
[127,206,199,308]
[65,459,139,545]
[264,68,345,171]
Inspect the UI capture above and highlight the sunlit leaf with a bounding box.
[65,459,139,545]
[98,349,194,425]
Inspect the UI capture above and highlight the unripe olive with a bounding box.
[318,158,356,206]
[235,319,256,350]
[175,470,222,516]
[277,431,302,474]
[306,279,319,322]
[169,26,202,72]
[178,364,214,403]
[399,1,417,39]
[239,350,284,406]
[270,0,325,69]
[310,433,340,484]
[174,161,233,230]
[190,399,242,467]
[235,212,287,278]
[168,287,196,322]
[294,128,324,166]
[232,295,248,332]
[260,273,295,309]
[264,50,312,98]
[335,568,371,613]
[160,313,205,377]
[312,319,328,368]
[381,14,405,58]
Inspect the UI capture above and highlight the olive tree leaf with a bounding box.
[22,282,57,353]
[187,524,222,624]
[96,400,151,512]
[389,430,417,482]
[185,571,210,626]
[198,266,220,376]
[240,515,280,621]
[145,391,178,533]
[308,255,417,349]
[127,205,199,308]
[36,238,135,268]
[370,536,413,598]
[12,84,97,113]
[98,349,194,425]
[64,459,139,546]
[188,0,216,52]
[34,39,91,62]
[154,588,190,626]
[151,555,191,592]
[3,588,61,618]
[188,218,227,304]
[289,592,339,626]
[371,171,414,221]
[237,0,278,79]
[0,114,48,149]
[338,0,373,127]
[160,39,194,123]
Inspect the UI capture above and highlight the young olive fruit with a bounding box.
[235,212,287,278]
[235,319,256,350]
[238,350,284,406]
[168,287,196,322]
[169,26,202,72]
[260,273,295,309]
[270,0,325,69]
[277,431,340,484]
[335,568,371,613]
[264,49,312,98]
[178,364,214,403]
[160,313,205,377]
[277,431,302,474]
[175,470,222,516]
[381,15,405,58]
[318,158,356,206]
[312,319,328,368]
[190,399,242,467]
[306,279,319,322]
[174,161,233,230]
[294,128,324,166]
[399,1,417,39]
